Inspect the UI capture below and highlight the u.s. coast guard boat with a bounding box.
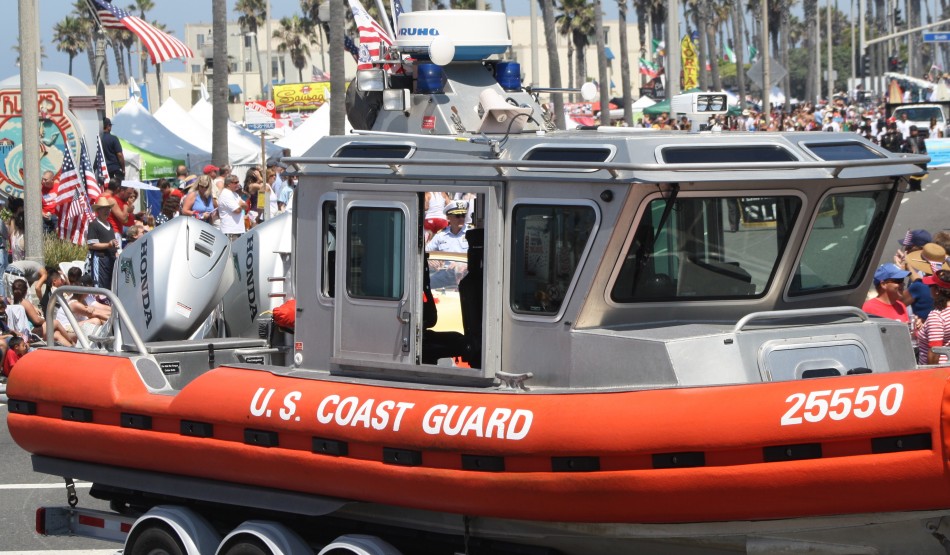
[6,10,948,555]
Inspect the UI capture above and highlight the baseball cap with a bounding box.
[923,273,950,289]
[203,164,219,174]
[873,263,910,285]
[898,229,932,249]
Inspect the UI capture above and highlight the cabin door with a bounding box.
[333,192,421,365]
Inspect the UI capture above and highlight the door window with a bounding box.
[345,207,405,300]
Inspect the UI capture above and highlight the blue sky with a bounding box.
[6,1,600,86]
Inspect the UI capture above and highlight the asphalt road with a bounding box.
[879,167,950,265]
[0,168,947,553]
[0,403,116,554]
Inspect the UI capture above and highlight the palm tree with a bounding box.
[330,0,346,135]
[212,0,229,166]
[803,0,816,102]
[617,0,633,125]
[556,0,595,88]
[274,16,312,82]
[540,0,565,129]
[53,16,86,76]
[731,0,746,107]
[108,33,128,84]
[70,1,98,81]
[235,0,267,101]
[593,0,609,126]
[555,3,575,88]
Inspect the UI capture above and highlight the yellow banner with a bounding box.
[681,35,699,91]
[272,82,332,112]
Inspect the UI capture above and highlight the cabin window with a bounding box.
[511,204,596,315]
[345,207,405,300]
[789,190,889,295]
[612,195,801,301]
[322,201,337,297]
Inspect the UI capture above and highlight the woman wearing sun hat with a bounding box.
[919,270,950,365]
[87,196,119,290]
[900,242,948,325]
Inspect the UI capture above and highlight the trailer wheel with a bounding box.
[220,535,274,555]
[127,521,186,555]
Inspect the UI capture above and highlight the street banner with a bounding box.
[681,35,699,91]
[272,82,332,112]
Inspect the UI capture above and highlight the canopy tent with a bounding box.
[120,140,184,180]
[275,103,353,157]
[154,98,213,153]
[111,100,211,175]
[188,98,284,166]
[631,96,656,110]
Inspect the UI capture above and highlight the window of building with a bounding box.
[230,62,238,73]
[244,34,252,48]
[511,204,596,315]
[245,61,253,72]
[346,207,404,300]
[191,64,201,74]
[196,34,205,48]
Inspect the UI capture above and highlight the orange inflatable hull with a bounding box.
[8,349,950,523]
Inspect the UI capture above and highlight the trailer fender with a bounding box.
[126,505,221,555]
[216,520,312,555]
[317,534,403,555]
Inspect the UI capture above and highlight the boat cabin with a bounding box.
[289,129,923,390]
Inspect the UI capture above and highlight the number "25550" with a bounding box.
[780,384,903,426]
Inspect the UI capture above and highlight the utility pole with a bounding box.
[18,0,42,263]
[530,0,539,87]
[816,2,822,100]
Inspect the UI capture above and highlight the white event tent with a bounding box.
[188,98,284,166]
[275,103,353,157]
[154,98,213,154]
[112,100,212,175]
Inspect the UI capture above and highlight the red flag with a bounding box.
[55,145,92,245]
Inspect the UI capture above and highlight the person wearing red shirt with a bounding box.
[105,185,134,237]
[2,336,27,379]
[862,263,911,322]
[40,170,59,233]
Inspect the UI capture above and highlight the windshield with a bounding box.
[895,107,944,121]
[612,195,801,301]
[790,191,890,295]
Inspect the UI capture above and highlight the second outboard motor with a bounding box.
[221,212,294,338]
[114,217,235,342]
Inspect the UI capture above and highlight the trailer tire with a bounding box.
[127,521,187,555]
[219,536,273,555]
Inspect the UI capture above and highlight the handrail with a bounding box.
[285,153,931,178]
[733,306,869,333]
[45,286,148,355]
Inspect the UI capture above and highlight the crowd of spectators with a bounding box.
[866,229,950,366]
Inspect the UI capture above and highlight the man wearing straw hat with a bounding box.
[87,196,119,289]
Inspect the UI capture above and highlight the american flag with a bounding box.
[312,65,331,81]
[347,0,393,70]
[89,0,193,65]
[55,145,92,245]
[391,0,405,29]
[92,136,109,200]
[343,35,360,62]
[80,140,101,204]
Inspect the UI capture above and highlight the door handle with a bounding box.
[397,299,411,323]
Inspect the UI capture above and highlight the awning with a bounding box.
[120,139,185,180]
[604,47,615,61]
[229,84,242,96]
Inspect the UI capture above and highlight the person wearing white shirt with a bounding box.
[217,175,248,240]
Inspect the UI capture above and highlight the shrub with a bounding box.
[44,233,87,267]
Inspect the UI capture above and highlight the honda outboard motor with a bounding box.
[114,217,235,342]
[221,212,294,339]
